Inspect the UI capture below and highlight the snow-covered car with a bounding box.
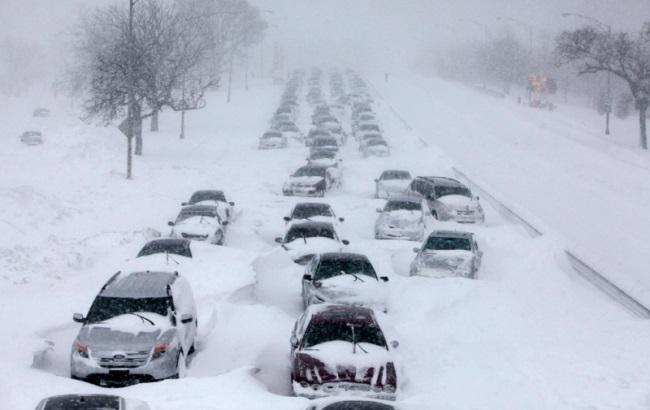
[308,149,341,168]
[301,252,389,310]
[168,204,228,245]
[35,394,150,410]
[361,139,390,158]
[374,196,425,241]
[310,136,339,155]
[374,170,412,199]
[20,130,43,146]
[70,271,197,386]
[306,128,331,147]
[137,238,193,259]
[32,108,51,118]
[409,230,482,279]
[275,121,303,141]
[290,304,399,400]
[405,177,485,223]
[284,202,344,225]
[306,398,397,410]
[259,130,288,150]
[283,165,341,197]
[270,113,292,128]
[354,123,382,140]
[181,189,235,221]
[275,221,349,265]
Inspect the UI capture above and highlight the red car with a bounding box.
[290,304,399,400]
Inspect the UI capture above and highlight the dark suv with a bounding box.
[405,176,484,223]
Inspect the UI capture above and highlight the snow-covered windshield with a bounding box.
[424,237,472,251]
[381,170,411,180]
[384,200,421,212]
[285,225,335,242]
[137,240,192,258]
[435,185,471,198]
[366,139,387,146]
[292,204,333,219]
[360,124,380,131]
[293,167,327,178]
[262,131,282,139]
[302,321,386,348]
[176,207,219,223]
[314,258,377,281]
[311,151,336,160]
[190,191,226,203]
[86,296,172,323]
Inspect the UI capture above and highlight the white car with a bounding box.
[409,230,482,279]
[405,177,485,224]
[283,165,341,197]
[20,131,43,146]
[307,150,341,168]
[375,170,412,199]
[259,130,288,150]
[181,190,235,222]
[275,221,349,265]
[168,205,228,245]
[374,196,425,241]
[301,252,389,311]
[361,139,390,157]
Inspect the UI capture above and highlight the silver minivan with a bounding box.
[70,271,197,386]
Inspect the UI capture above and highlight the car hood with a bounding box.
[437,195,477,209]
[378,210,422,227]
[174,217,220,235]
[285,176,325,187]
[298,341,394,385]
[315,274,386,307]
[78,313,174,352]
[418,249,474,271]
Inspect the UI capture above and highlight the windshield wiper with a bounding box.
[341,270,365,283]
[165,251,180,265]
[128,312,155,326]
[346,323,368,354]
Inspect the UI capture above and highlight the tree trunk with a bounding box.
[135,117,143,155]
[126,135,133,180]
[640,102,648,150]
[150,109,159,132]
[227,54,233,103]
[180,110,185,139]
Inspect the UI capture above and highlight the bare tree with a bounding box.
[556,23,650,149]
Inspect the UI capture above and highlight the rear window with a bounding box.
[190,191,226,203]
[285,224,335,242]
[380,170,411,180]
[292,204,333,219]
[302,320,386,348]
[424,236,472,251]
[314,258,377,281]
[137,241,192,258]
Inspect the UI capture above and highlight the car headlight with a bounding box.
[74,340,89,358]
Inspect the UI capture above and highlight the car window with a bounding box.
[176,207,220,223]
[302,320,387,348]
[424,236,472,251]
[285,225,336,242]
[384,200,421,212]
[293,167,327,178]
[434,185,471,198]
[86,296,172,323]
[292,204,333,219]
[137,241,192,258]
[42,395,122,410]
[314,258,378,281]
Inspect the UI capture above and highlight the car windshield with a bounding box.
[292,204,333,219]
[190,191,225,203]
[43,395,121,410]
[86,296,172,323]
[424,236,472,251]
[263,132,282,139]
[322,402,394,410]
[314,258,377,281]
[285,225,335,242]
[384,200,421,212]
[302,320,386,348]
[381,170,411,180]
[361,124,379,131]
[24,131,41,137]
[435,185,471,198]
[176,207,219,223]
[137,241,191,258]
[293,167,326,178]
[313,138,337,147]
[311,151,335,160]
[366,140,387,146]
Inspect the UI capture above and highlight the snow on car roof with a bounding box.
[306,303,376,324]
[421,176,464,187]
[102,271,177,298]
[426,230,474,239]
[319,252,369,262]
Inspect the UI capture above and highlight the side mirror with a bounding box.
[180,314,193,324]
[73,313,85,323]
[290,335,299,348]
[413,247,420,253]
[380,276,389,282]
[167,221,175,227]
[376,208,382,213]
[341,239,350,246]
[229,201,235,206]
[274,237,283,244]
[390,340,399,349]
[338,217,345,222]
[303,274,313,281]
[283,216,291,222]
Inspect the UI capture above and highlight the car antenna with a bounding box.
[346,323,368,354]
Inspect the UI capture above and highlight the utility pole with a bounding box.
[126,0,137,180]
[562,12,612,135]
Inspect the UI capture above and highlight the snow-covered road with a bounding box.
[2,76,650,409]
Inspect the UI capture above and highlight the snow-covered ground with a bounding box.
[2,75,650,409]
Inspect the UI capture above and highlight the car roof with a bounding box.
[419,176,465,187]
[181,204,219,212]
[101,271,177,298]
[191,189,224,196]
[426,230,474,240]
[298,164,330,171]
[40,395,123,410]
[386,195,420,203]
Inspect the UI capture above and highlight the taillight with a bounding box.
[74,340,88,358]
[152,344,170,360]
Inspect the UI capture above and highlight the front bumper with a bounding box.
[70,347,180,386]
[293,381,396,401]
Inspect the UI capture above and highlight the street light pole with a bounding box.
[126,0,138,179]
[562,12,612,135]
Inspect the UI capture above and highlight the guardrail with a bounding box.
[453,168,650,319]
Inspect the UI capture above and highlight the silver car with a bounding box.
[375,196,425,241]
[70,271,198,386]
[375,170,412,199]
[405,176,485,224]
[409,230,482,279]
